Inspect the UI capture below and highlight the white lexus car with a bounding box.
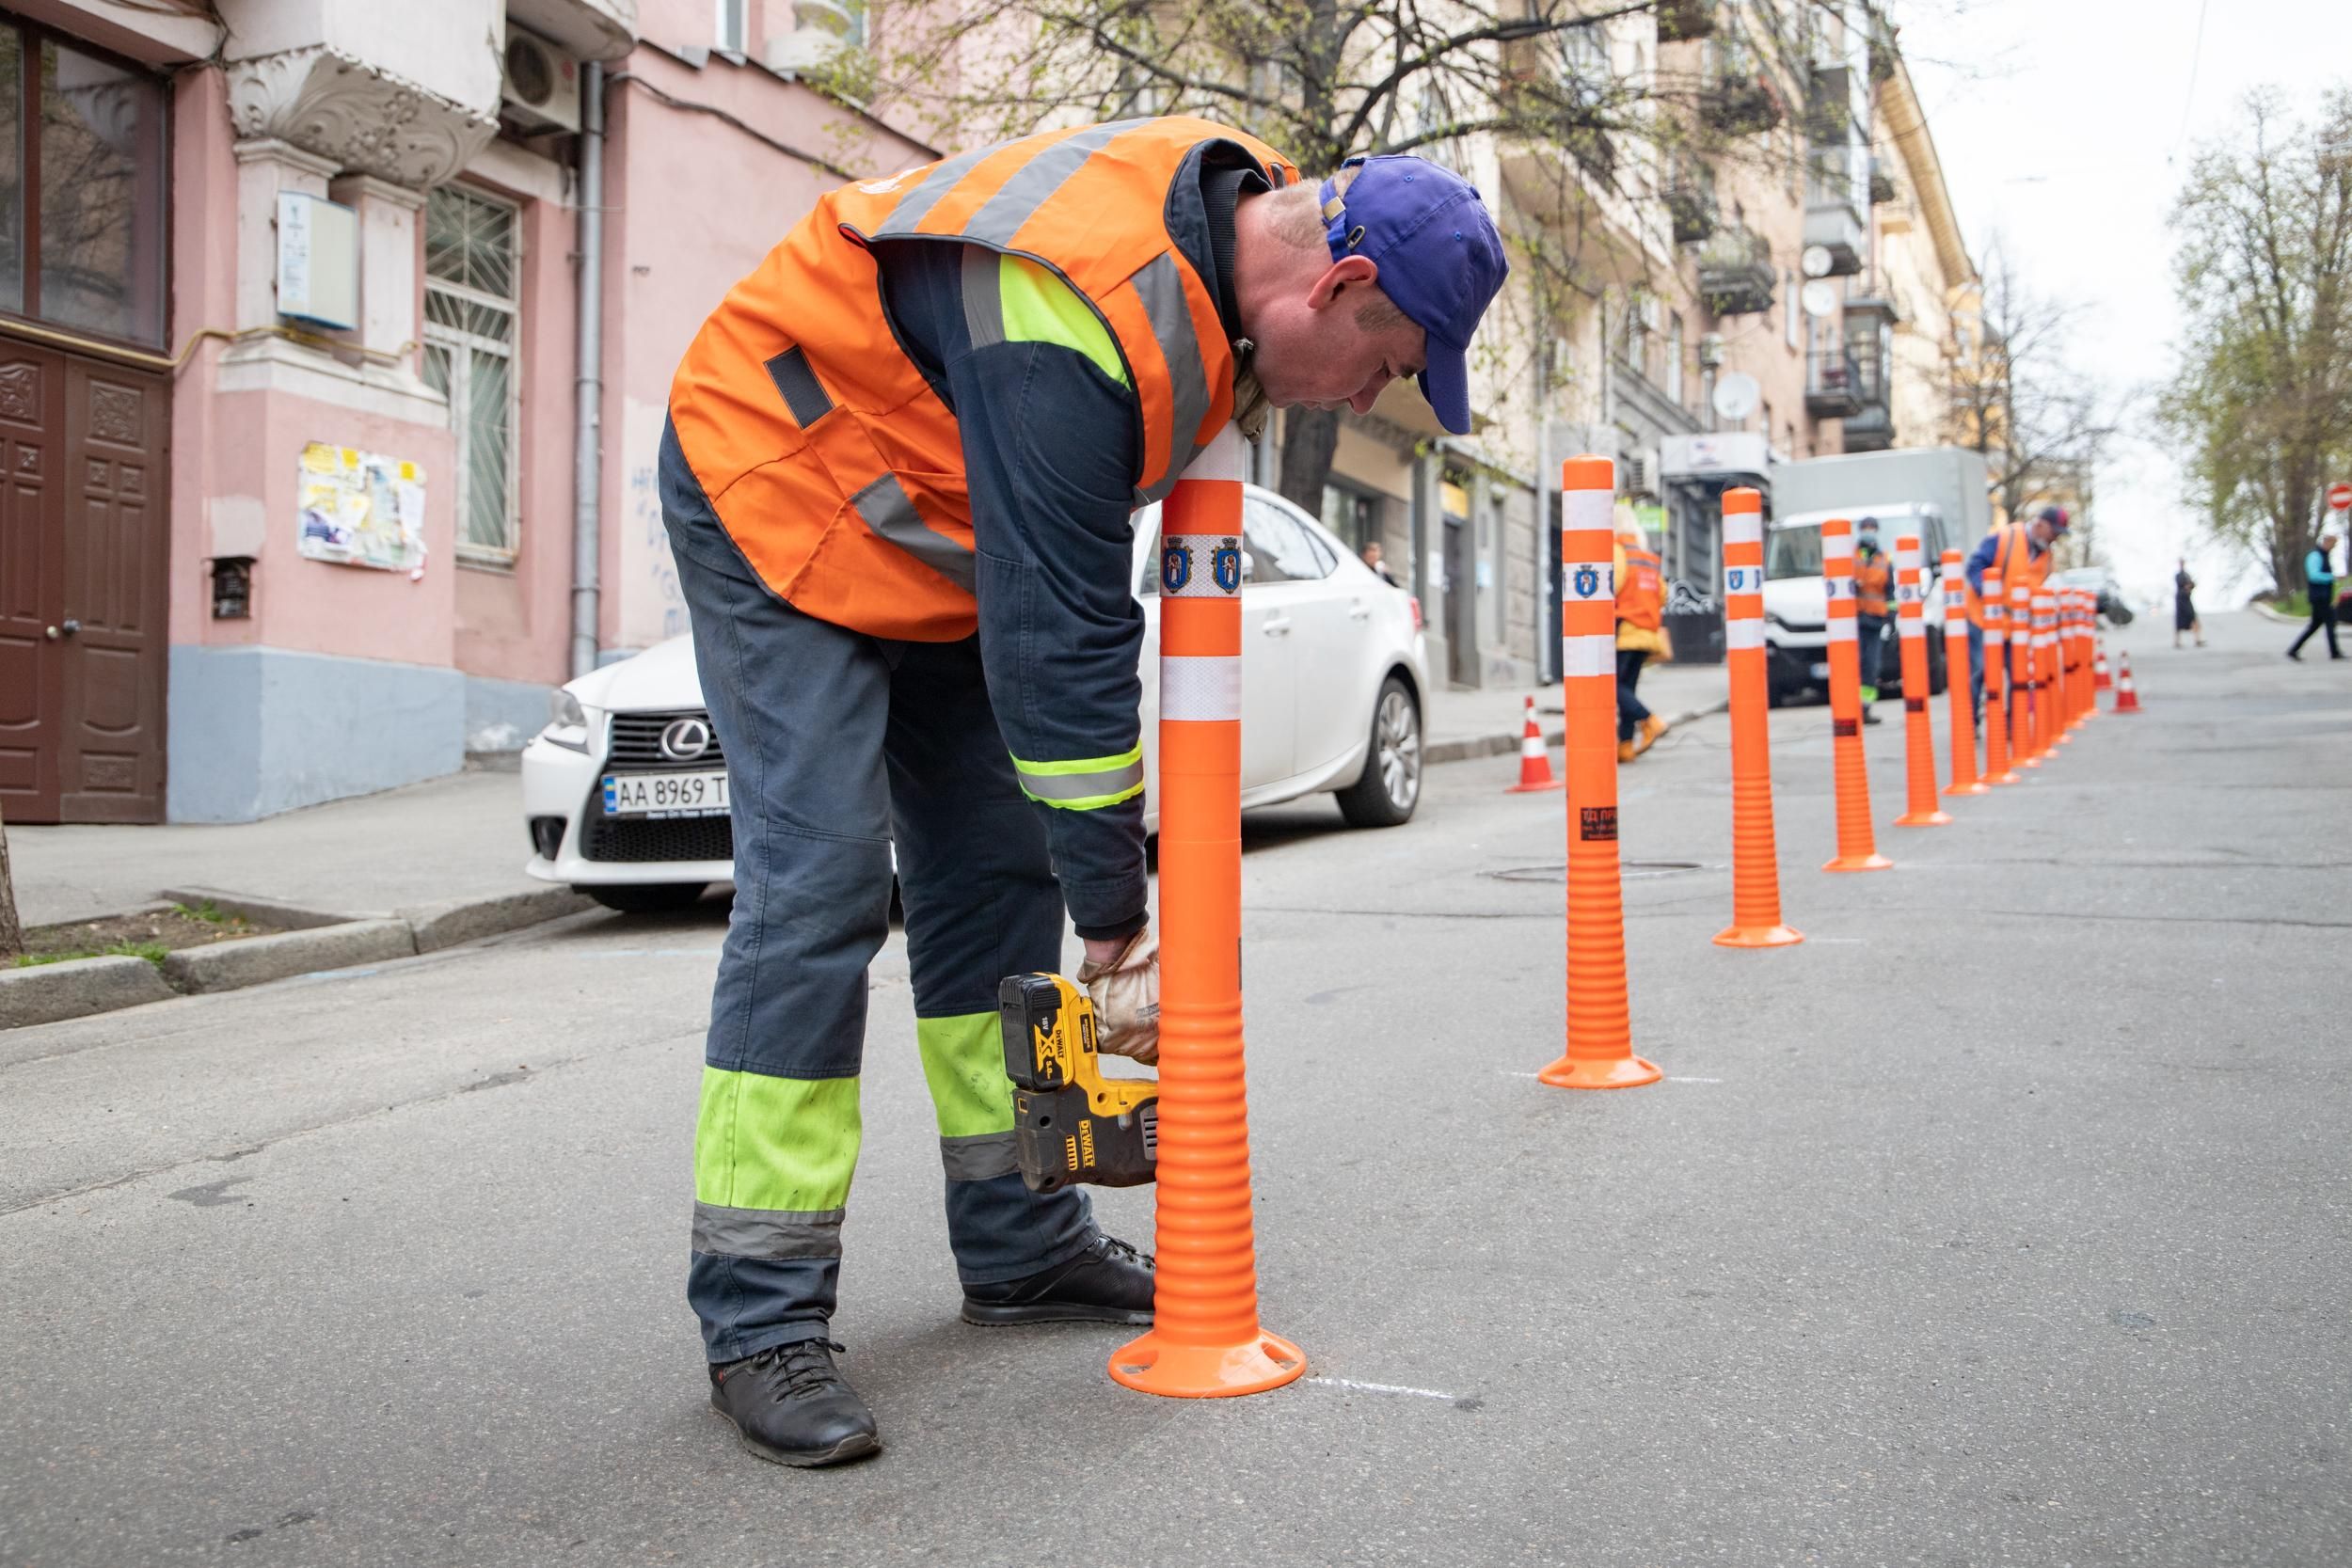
[523,483,1432,911]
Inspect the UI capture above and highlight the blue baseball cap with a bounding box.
[1320,154,1508,436]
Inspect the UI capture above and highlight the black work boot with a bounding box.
[961,1234,1155,1326]
[707,1338,880,1467]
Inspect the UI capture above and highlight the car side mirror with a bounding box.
[1241,549,1256,582]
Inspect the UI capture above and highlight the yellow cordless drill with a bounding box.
[996,973,1157,1193]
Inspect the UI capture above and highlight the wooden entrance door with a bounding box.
[0,341,168,824]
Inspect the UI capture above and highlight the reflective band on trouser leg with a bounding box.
[1821,516,1891,871]
[1893,536,1949,827]
[917,1011,1020,1180]
[1942,549,1985,795]
[1112,424,1301,1398]
[692,1069,860,1259]
[2011,582,2042,767]
[1980,569,2018,784]
[1012,747,1145,811]
[1540,456,1661,1087]
[1713,487,1802,949]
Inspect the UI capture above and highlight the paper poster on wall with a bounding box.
[297,442,428,576]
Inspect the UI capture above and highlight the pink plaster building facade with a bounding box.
[1,0,925,823]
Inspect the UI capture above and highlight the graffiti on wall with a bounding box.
[618,398,690,648]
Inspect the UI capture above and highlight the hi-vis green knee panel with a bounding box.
[917,1012,1015,1138]
[693,1068,862,1212]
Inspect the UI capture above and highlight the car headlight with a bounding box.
[543,688,593,754]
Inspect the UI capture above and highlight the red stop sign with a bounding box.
[2330,482,2352,511]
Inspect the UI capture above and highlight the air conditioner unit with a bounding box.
[502,26,581,135]
[1623,452,1652,494]
[1697,332,1727,368]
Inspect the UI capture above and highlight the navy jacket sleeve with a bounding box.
[1964,531,1997,594]
[874,240,1149,941]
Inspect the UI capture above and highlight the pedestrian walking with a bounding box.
[2287,531,2343,660]
[2174,558,2203,648]
[1853,515,1892,724]
[1614,526,1670,760]
[660,120,1506,1466]
[1361,539,1400,586]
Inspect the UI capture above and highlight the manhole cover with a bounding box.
[1486,861,1705,883]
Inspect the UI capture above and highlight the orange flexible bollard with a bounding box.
[2074,592,2098,725]
[1505,694,1564,792]
[1941,548,1985,796]
[1981,565,2020,785]
[2055,590,2081,739]
[1539,456,1660,1089]
[1893,535,1951,827]
[1110,426,1303,1400]
[2010,581,2043,768]
[1713,487,1803,948]
[2036,588,2063,752]
[1821,516,1892,871]
[2113,649,2142,713]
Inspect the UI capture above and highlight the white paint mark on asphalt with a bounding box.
[1306,1376,1460,1402]
[1500,1070,1539,1078]
[1668,1076,1724,1084]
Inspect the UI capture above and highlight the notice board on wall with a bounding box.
[297,442,427,575]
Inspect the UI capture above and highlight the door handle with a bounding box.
[1347,597,1371,620]
[1262,616,1293,636]
[45,618,79,640]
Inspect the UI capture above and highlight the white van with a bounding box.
[1761,502,1962,705]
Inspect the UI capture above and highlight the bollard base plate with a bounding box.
[1536,1053,1662,1090]
[1895,809,1953,827]
[1823,852,1894,872]
[1943,781,1991,797]
[1986,768,2023,785]
[1108,1330,1306,1399]
[1712,923,1804,949]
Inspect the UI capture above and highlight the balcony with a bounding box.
[1700,42,1783,136]
[1804,149,1866,277]
[1869,158,1898,205]
[1806,63,1864,143]
[507,0,639,60]
[1839,325,1894,450]
[1697,226,1774,316]
[1656,0,1718,43]
[1805,348,1862,418]
[1666,177,1718,244]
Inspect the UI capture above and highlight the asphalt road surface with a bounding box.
[4,610,2345,1567]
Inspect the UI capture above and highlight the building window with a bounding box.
[0,23,168,347]
[716,0,748,52]
[422,185,521,566]
[1321,483,1379,556]
[1665,311,1684,405]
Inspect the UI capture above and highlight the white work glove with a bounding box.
[1076,926,1159,1066]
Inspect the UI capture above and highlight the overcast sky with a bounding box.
[1896,0,2346,609]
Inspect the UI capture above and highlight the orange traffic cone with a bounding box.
[1713,486,1803,948]
[1821,517,1892,871]
[1110,426,1303,1399]
[1539,456,1661,1089]
[2113,650,2142,713]
[1893,534,1951,827]
[1941,548,1986,797]
[1505,694,1564,792]
[2094,639,2113,691]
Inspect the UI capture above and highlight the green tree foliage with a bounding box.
[2158,87,2352,594]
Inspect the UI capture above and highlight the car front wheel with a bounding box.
[582,882,708,913]
[1336,675,1421,828]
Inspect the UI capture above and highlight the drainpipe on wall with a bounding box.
[569,60,607,680]
[1533,337,1554,684]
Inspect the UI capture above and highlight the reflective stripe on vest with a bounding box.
[669,119,1297,642]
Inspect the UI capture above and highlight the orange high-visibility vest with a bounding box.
[669,119,1298,641]
[1964,521,2049,626]
[1616,545,1663,630]
[1853,551,1893,618]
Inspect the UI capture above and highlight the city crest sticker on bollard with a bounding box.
[1212,541,1243,593]
[1160,542,1192,594]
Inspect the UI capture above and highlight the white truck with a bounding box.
[1758,448,1994,705]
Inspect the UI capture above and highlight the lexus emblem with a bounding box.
[660,717,712,761]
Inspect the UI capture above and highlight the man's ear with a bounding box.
[1307,255,1382,310]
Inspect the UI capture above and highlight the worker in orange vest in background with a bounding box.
[1852,515,1893,725]
[1615,525,1671,760]
[1965,502,2068,720]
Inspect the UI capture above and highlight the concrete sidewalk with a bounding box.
[10,666,1733,931]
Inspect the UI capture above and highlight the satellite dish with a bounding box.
[1712,371,1761,421]
[1801,279,1839,318]
[1801,245,1835,279]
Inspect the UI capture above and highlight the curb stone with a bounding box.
[402,886,595,954]
[160,919,420,995]
[0,955,177,1030]
[157,887,351,930]
[1424,696,1730,768]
